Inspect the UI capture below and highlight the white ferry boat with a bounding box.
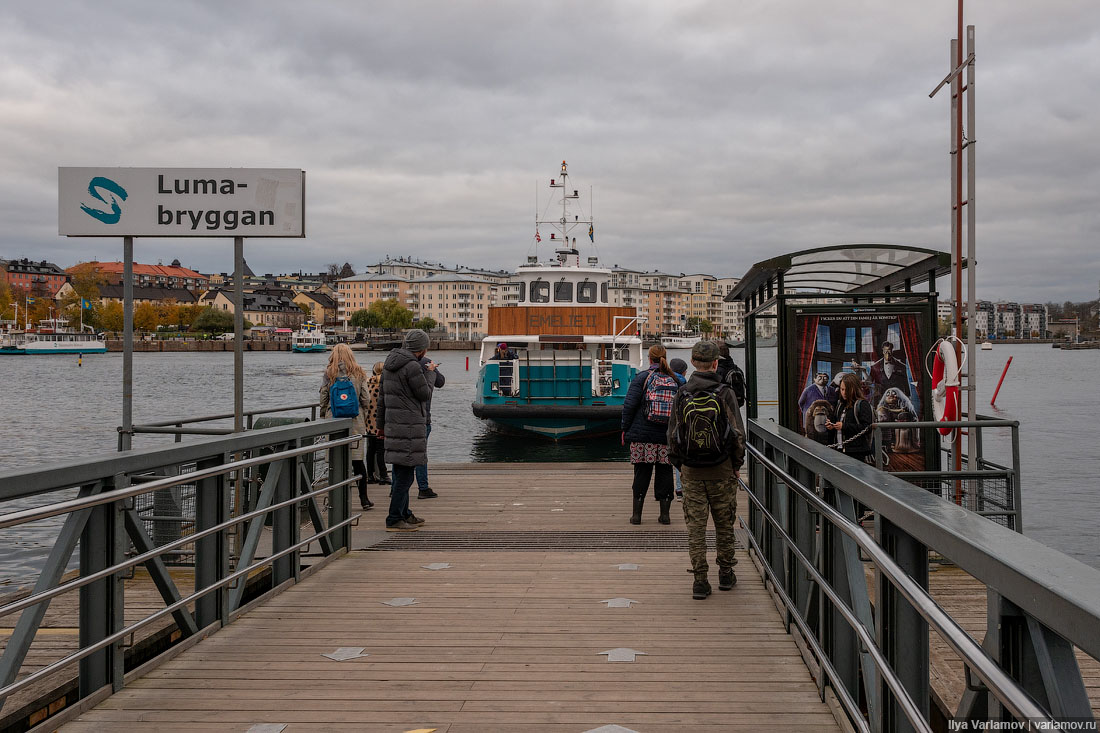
[661,332,702,349]
[0,319,107,355]
[471,161,644,440]
[291,323,328,353]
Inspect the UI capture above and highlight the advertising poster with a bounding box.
[786,305,932,472]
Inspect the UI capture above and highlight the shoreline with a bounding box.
[99,339,482,352]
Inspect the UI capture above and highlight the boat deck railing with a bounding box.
[0,419,359,719]
[744,417,1100,730]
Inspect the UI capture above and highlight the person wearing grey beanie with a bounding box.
[403,329,429,353]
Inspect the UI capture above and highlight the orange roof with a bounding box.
[68,261,207,279]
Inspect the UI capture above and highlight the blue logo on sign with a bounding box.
[80,177,128,224]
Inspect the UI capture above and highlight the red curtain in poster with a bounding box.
[796,316,819,392]
[898,315,922,404]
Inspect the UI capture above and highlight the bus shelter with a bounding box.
[727,244,953,473]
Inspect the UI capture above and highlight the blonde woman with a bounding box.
[364,361,389,486]
[319,343,372,509]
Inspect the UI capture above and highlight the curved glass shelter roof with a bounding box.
[727,244,954,302]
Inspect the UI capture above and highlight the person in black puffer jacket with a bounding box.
[621,344,678,526]
[378,329,434,531]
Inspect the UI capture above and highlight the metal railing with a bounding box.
[0,419,359,725]
[872,416,1023,531]
[118,401,320,449]
[743,418,1099,732]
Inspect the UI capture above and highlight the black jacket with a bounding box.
[621,365,674,444]
[417,355,445,425]
[378,348,432,466]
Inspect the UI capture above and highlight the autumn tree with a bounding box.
[0,279,14,321]
[98,301,124,332]
[416,316,438,331]
[134,302,159,332]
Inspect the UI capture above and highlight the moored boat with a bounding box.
[471,161,643,440]
[291,323,328,353]
[0,319,106,355]
[661,332,702,349]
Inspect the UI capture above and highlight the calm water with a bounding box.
[1,345,1097,584]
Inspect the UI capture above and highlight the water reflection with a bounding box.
[470,426,628,463]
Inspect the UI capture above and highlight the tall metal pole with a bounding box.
[233,237,245,433]
[953,3,965,480]
[965,26,977,469]
[121,236,134,451]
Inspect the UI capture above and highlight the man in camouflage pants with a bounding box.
[667,341,746,600]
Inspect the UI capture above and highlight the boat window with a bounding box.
[577,282,596,303]
[517,282,526,303]
[601,283,608,303]
[554,281,573,302]
[530,280,550,303]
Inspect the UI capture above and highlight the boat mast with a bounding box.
[537,161,593,267]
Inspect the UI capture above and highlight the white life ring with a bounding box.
[929,338,961,438]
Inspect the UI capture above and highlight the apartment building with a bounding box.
[411,273,494,339]
[74,259,209,292]
[336,273,413,323]
[4,258,71,297]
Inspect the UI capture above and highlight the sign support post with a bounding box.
[233,237,245,433]
[121,236,134,451]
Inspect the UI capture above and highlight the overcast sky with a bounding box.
[1,1,1097,303]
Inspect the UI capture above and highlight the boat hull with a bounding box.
[292,345,328,353]
[471,402,622,440]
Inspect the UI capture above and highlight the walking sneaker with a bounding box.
[385,520,419,532]
[719,567,737,591]
[692,577,712,600]
[675,491,683,501]
[418,489,439,499]
[405,514,426,525]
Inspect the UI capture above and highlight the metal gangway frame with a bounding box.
[0,419,360,725]
[742,418,1100,732]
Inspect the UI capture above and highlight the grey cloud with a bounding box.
[0,1,1097,302]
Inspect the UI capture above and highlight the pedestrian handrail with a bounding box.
[0,419,359,725]
[118,401,320,449]
[743,418,1100,730]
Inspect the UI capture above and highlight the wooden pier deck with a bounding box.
[58,463,842,732]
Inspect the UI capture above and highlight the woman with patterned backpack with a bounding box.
[621,344,680,525]
[319,343,372,510]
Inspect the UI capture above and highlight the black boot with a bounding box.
[719,567,736,591]
[629,496,644,525]
[692,575,712,600]
[658,499,672,525]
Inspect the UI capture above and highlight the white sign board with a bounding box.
[59,167,305,237]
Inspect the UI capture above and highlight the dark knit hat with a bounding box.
[403,329,429,352]
[669,358,688,375]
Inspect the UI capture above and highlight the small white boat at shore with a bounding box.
[291,323,328,353]
[980,342,993,350]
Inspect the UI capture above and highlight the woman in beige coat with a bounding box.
[319,343,372,509]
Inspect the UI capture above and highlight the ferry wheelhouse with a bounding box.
[291,322,328,353]
[471,162,643,439]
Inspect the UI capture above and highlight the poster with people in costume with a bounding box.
[785,306,932,472]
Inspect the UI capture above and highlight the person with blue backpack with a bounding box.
[319,343,373,511]
[621,344,679,526]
